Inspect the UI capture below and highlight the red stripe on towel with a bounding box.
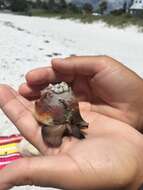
[0,135,23,169]
[0,135,23,145]
[0,154,22,162]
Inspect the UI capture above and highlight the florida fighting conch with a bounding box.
[18,82,88,156]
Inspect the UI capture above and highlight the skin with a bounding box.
[0,56,143,189]
[20,56,143,131]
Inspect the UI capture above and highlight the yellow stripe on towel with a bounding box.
[0,143,19,156]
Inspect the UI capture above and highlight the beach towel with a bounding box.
[0,135,23,169]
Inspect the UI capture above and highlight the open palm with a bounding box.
[0,85,143,190]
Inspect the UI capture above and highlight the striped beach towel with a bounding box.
[0,135,23,169]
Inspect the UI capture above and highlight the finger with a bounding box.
[53,56,141,81]
[19,83,44,100]
[52,56,117,75]
[0,155,79,190]
[23,56,114,97]
[0,85,48,153]
[26,66,73,86]
[25,56,127,91]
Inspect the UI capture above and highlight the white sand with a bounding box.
[0,13,143,190]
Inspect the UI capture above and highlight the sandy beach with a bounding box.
[0,13,143,190]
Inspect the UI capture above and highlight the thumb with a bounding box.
[52,56,122,76]
[0,155,79,190]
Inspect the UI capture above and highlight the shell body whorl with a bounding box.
[34,82,88,147]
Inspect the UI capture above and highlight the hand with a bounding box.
[0,85,143,190]
[19,56,143,131]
